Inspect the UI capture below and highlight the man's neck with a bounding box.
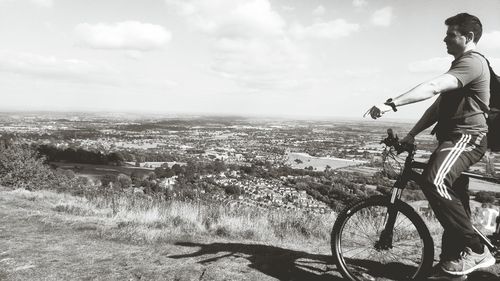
[454,44,477,59]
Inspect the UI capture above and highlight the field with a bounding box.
[124,161,187,169]
[470,178,500,192]
[50,162,154,178]
[285,152,367,171]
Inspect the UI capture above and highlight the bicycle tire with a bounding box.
[331,196,434,281]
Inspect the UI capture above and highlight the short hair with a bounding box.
[445,13,483,43]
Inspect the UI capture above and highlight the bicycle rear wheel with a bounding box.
[331,196,434,281]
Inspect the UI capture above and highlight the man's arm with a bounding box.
[391,73,461,107]
[366,73,461,119]
[401,97,440,144]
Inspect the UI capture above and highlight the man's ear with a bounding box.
[466,31,475,43]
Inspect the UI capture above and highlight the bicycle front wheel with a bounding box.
[331,196,434,281]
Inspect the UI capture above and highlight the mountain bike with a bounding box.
[330,129,500,281]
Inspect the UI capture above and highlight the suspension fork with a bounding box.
[376,171,410,250]
[375,142,417,250]
[375,188,403,250]
[385,186,405,237]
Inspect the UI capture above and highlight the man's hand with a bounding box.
[400,134,415,145]
[363,104,392,119]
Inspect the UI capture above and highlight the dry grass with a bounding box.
[5,186,492,255]
[1,187,336,248]
[102,194,337,246]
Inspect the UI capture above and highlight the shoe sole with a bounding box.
[442,256,496,276]
[427,275,468,281]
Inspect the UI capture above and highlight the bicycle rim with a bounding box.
[332,197,433,281]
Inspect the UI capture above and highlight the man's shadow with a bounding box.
[169,241,436,281]
[467,271,500,281]
[169,241,340,281]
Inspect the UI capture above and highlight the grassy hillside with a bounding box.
[2,186,335,246]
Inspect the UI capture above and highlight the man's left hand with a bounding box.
[364,104,392,119]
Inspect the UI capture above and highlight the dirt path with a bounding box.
[1,189,499,281]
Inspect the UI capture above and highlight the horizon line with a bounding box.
[0,109,418,123]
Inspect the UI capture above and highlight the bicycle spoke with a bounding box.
[350,206,388,237]
[343,219,377,242]
[367,213,386,238]
[386,249,418,265]
[350,212,377,237]
[342,245,375,257]
[394,214,410,229]
[341,237,375,252]
[341,223,375,241]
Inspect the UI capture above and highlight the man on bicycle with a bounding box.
[366,13,495,276]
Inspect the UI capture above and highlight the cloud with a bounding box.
[0,49,180,91]
[343,68,381,78]
[408,55,500,77]
[290,19,360,40]
[481,31,500,50]
[352,0,367,8]
[210,36,310,91]
[490,58,500,72]
[312,5,325,16]
[31,0,53,7]
[371,7,393,27]
[0,50,118,85]
[0,0,53,6]
[166,0,360,92]
[165,0,285,37]
[75,21,171,51]
[408,57,452,73]
[167,0,314,91]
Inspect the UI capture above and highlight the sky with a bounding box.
[1,0,500,120]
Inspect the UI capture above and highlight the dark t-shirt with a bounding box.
[437,51,490,138]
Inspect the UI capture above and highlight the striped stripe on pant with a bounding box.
[421,132,487,260]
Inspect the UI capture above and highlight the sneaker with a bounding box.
[441,245,495,275]
[427,263,467,281]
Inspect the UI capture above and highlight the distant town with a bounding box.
[1,112,498,214]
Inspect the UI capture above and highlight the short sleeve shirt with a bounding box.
[438,51,490,136]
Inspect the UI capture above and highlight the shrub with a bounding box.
[475,191,496,204]
[0,143,57,189]
[0,142,92,191]
[100,174,117,187]
[224,184,242,196]
[116,173,132,189]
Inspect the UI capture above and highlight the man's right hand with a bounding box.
[400,134,415,145]
[364,104,392,119]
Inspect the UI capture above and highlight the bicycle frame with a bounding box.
[379,139,498,254]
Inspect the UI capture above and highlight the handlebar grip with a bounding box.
[381,128,415,154]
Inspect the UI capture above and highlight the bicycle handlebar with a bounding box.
[380,128,416,154]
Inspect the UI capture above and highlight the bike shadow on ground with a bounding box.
[425,271,500,281]
[169,241,343,281]
[466,271,500,281]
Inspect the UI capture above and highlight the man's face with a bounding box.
[443,25,468,56]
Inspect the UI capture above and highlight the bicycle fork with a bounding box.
[374,188,403,251]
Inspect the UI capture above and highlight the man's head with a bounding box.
[444,13,483,57]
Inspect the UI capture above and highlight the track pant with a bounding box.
[421,132,487,260]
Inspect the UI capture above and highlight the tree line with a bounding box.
[36,145,125,165]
